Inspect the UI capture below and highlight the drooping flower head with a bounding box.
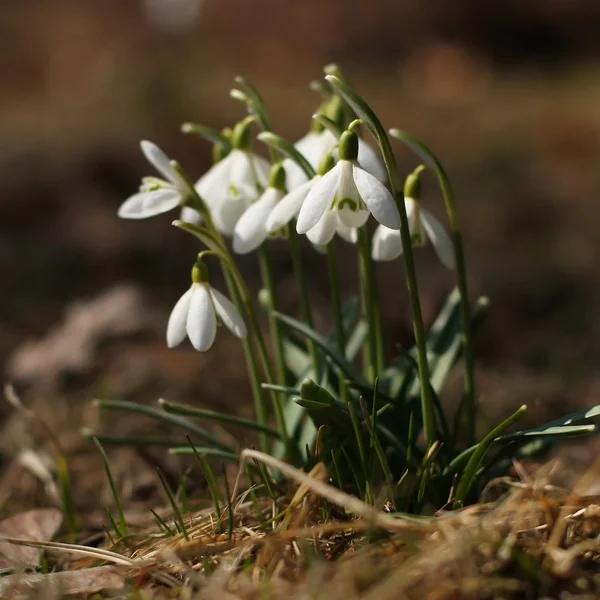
[118,141,195,220]
[372,166,455,269]
[296,129,400,245]
[194,118,271,236]
[167,258,247,351]
[233,163,287,254]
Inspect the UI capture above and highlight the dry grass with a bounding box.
[2,454,600,599]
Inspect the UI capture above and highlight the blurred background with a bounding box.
[2,0,600,513]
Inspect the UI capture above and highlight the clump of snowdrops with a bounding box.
[92,65,600,512]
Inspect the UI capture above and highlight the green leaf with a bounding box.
[158,399,281,439]
[453,405,527,507]
[93,399,232,451]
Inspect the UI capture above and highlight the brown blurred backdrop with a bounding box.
[2,0,600,482]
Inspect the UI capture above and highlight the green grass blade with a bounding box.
[158,398,281,439]
[156,468,189,541]
[93,399,232,451]
[92,437,127,537]
[453,405,527,507]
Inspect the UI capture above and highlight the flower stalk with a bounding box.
[325,72,437,449]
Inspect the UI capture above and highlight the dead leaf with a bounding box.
[0,565,125,595]
[6,285,147,382]
[0,508,63,569]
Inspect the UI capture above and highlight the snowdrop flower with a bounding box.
[233,164,286,254]
[296,130,400,242]
[372,168,455,269]
[194,120,270,235]
[167,261,247,351]
[266,155,358,246]
[118,141,194,219]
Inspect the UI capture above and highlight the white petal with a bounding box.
[230,150,270,191]
[232,188,281,254]
[420,208,455,270]
[140,140,179,184]
[210,288,247,338]
[186,284,217,351]
[352,165,400,229]
[213,184,255,236]
[296,130,337,170]
[306,210,337,246]
[336,222,358,244]
[195,154,235,204]
[357,140,387,183]
[180,205,203,225]
[337,205,369,228]
[282,158,309,190]
[296,163,341,234]
[142,188,182,215]
[266,177,316,232]
[118,192,152,219]
[251,154,272,188]
[372,224,403,261]
[166,287,193,348]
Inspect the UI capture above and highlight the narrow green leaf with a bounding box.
[453,405,527,507]
[93,399,231,451]
[159,398,281,439]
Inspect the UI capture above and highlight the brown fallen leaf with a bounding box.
[0,565,125,595]
[0,508,63,569]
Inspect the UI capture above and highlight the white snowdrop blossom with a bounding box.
[167,281,247,352]
[194,148,270,235]
[233,186,284,254]
[372,197,455,269]
[296,155,400,242]
[118,141,193,219]
[289,128,387,185]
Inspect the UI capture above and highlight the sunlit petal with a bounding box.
[306,210,337,246]
[180,205,203,225]
[233,188,281,254]
[118,192,152,219]
[357,139,387,183]
[210,288,247,338]
[296,163,340,234]
[372,224,403,261]
[166,287,193,348]
[186,284,217,351]
[142,188,182,215]
[421,207,455,270]
[352,165,400,229]
[282,158,309,191]
[140,140,179,184]
[266,177,316,232]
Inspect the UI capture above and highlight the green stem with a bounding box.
[358,228,378,383]
[288,227,320,379]
[184,183,287,455]
[225,253,292,458]
[327,241,350,406]
[389,129,476,446]
[325,74,437,449]
[326,242,346,353]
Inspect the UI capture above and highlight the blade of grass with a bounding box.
[156,468,189,542]
[453,405,527,507]
[93,399,231,451]
[158,399,281,439]
[92,437,127,538]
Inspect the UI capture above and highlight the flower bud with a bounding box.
[338,130,359,162]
